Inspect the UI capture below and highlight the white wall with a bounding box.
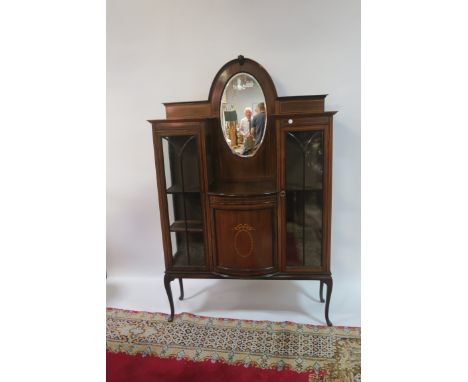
[107,0,360,317]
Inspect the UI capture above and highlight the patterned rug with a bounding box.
[107,308,360,382]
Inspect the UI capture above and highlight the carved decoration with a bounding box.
[233,224,255,258]
[233,224,255,231]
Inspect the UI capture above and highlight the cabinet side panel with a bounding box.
[323,118,333,272]
[152,127,173,270]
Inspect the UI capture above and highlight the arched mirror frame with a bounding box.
[208,56,278,159]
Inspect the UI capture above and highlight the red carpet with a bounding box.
[107,351,310,382]
[106,308,360,381]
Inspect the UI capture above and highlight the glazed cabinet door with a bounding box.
[153,125,209,270]
[278,118,332,273]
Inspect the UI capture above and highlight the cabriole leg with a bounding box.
[319,280,325,303]
[178,278,184,300]
[164,274,175,322]
[324,278,333,326]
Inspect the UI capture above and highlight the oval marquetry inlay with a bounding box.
[233,224,255,258]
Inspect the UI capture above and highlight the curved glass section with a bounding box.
[161,135,205,267]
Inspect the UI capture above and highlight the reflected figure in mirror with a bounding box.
[238,107,253,145]
[240,107,256,155]
[252,102,266,144]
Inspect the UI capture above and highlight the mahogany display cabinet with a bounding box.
[149,56,337,325]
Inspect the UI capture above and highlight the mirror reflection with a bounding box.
[220,73,267,157]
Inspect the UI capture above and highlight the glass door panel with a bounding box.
[161,135,205,267]
[284,130,324,268]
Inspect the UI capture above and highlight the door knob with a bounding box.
[280,190,286,197]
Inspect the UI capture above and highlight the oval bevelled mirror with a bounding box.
[220,73,267,157]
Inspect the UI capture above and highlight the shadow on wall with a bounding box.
[106,281,120,303]
[330,117,361,283]
[106,183,165,278]
[186,279,327,325]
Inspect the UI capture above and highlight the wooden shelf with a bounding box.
[169,220,203,233]
[172,245,205,267]
[166,184,200,194]
[208,181,277,197]
[285,186,323,192]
